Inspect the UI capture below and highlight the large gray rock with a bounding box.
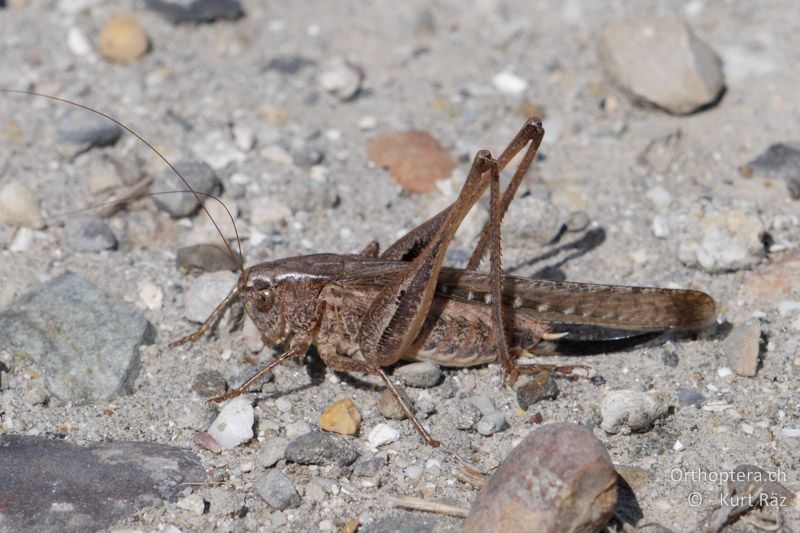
[0,435,205,533]
[0,273,154,403]
[599,17,725,114]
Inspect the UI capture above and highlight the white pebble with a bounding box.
[717,367,734,378]
[358,116,378,130]
[368,423,400,448]
[207,397,254,449]
[9,227,35,253]
[177,494,206,516]
[67,27,92,56]
[137,281,163,311]
[651,215,670,238]
[673,439,685,451]
[492,71,529,95]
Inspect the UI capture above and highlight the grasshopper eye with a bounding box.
[255,289,274,310]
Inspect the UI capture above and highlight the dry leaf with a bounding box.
[368,131,455,193]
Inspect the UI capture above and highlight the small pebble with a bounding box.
[182,271,238,324]
[284,431,359,466]
[661,350,679,367]
[652,215,670,239]
[677,204,765,273]
[469,395,496,417]
[137,280,163,311]
[377,387,412,420]
[717,367,734,378]
[57,107,123,147]
[259,437,289,468]
[516,372,559,410]
[725,321,761,377]
[275,397,292,413]
[394,362,441,388]
[254,470,300,511]
[405,464,423,480]
[492,71,529,95]
[564,210,590,232]
[145,0,244,24]
[207,397,254,449]
[319,397,362,436]
[284,421,311,440]
[177,494,206,516]
[746,143,800,200]
[600,389,667,434]
[194,431,223,454]
[67,26,92,56]
[176,243,242,273]
[191,370,227,398]
[0,181,43,228]
[414,391,436,415]
[96,15,149,63]
[318,58,362,101]
[353,455,386,478]
[358,116,378,130]
[152,160,221,218]
[675,387,704,407]
[464,423,617,532]
[368,423,400,448]
[9,227,35,252]
[454,401,481,430]
[64,215,117,252]
[477,412,509,436]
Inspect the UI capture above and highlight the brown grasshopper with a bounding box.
[4,90,716,448]
[169,118,716,447]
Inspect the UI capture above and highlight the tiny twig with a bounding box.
[388,495,470,518]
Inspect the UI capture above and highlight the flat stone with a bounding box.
[675,387,704,407]
[601,389,667,434]
[284,431,359,466]
[145,0,244,24]
[464,423,617,533]
[64,214,118,252]
[599,17,724,114]
[56,107,123,147]
[0,435,205,533]
[725,321,762,377]
[152,160,221,218]
[477,412,509,436]
[0,273,153,403]
[190,369,227,397]
[253,470,300,511]
[176,243,242,273]
[394,361,442,388]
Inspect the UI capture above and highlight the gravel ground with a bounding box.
[1,1,799,532]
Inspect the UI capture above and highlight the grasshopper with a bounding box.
[170,118,716,447]
[4,90,716,447]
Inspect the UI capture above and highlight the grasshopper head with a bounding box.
[239,266,286,344]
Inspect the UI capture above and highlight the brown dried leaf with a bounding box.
[368,131,455,193]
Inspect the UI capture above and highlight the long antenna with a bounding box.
[0,88,245,275]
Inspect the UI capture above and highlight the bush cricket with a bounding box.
[4,90,717,448]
